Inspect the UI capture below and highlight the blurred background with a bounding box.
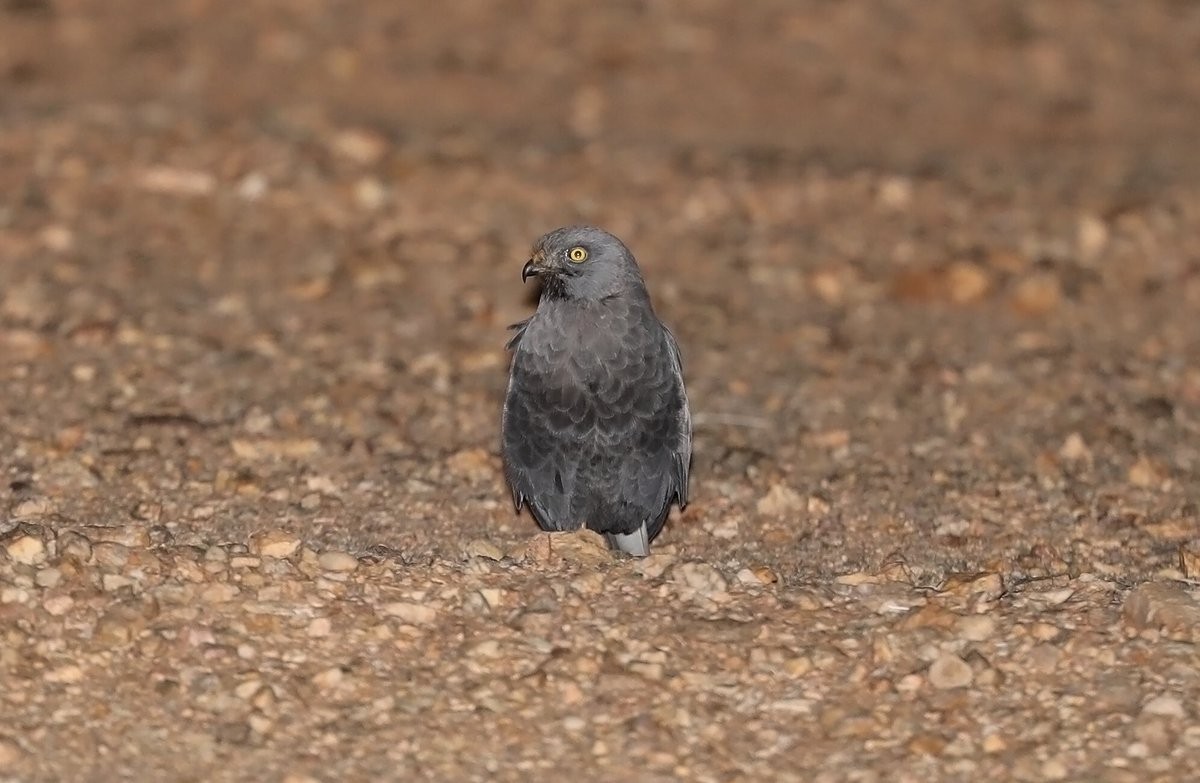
[4,3,1200,780]
[2,0,1199,572]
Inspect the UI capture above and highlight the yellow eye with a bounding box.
[567,246,588,263]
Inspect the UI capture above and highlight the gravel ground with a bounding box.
[3,1,1200,781]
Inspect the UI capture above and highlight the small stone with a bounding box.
[251,530,302,559]
[471,640,500,658]
[519,530,611,566]
[34,568,63,589]
[330,127,388,164]
[317,551,358,573]
[942,571,1004,600]
[1030,622,1061,641]
[0,735,27,768]
[91,542,130,569]
[628,659,665,679]
[877,176,913,209]
[10,497,51,518]
[1123,583,1200,642]
[1058,432,1092,463]
[84,523,152,547]
[383,601,437,625]
[312,667,344,690]
[957,615,997,641]
[465,539,504,561]
[981,733,1007,754]
[102,574,134,592]
[944,262,991,304]
[756,483,805,516]
[58,531,92,563]
[43,594,74,615]
[1028,643,1062,673]
[202,583,240,603]
[5,535,46,566]
[307,617,332,638]
[478,589,504,609]
[248,714,273,735]
[1133,717,1173,754]
[1077,213,1109,260]
[446,448,495,481]
[93,614,134,646]
[1010,273,1062,316]
[1141,695,1186,719]
[928,653,973,689]
[1180,543,1200,578]
[670,562,728,596]
[908,732,948,757]
[135,166,216,197]
[235,680,264,700]
[46,664,84,684]
[784,657,812,677]
[1128,456,1169,488]
[1041,758,1069,781]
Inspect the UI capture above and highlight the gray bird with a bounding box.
[501,226,692,556]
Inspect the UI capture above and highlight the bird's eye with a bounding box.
[567,246,588,263]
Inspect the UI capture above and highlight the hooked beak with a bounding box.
[522,249,548,283]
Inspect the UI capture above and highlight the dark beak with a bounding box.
[521,259,537,283]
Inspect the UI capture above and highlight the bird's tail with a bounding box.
[605,523,650,557]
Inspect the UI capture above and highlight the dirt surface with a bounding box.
[3,1,1200,781]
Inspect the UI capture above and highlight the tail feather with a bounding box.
[605,523,650,557]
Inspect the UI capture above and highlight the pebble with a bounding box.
[756,483,805,516]
[307,617,332,637]
[478,588,504,609]
[58,531,92,563]
[317,551,359,573]
[670,562,728,596]
[1028,643,1062,673]
[46,664,84,684]
[383,601,437,625]
[1041,758,1069,781]
[465,539,505,561]
[5,535,46,566]
[35,568,63,589]
[91,543,131,569]
[43,594,74,615]
[252,530,303,559]
[102,574,134,592]
[928,653,973,689]
[312,667,344,690]
[1141,695,1186,718]
[956,614,997,641]
[202,583,240,603]
[0,735,26,768]
[1123,583,1200,641]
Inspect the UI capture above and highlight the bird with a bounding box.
[501,226,691,557]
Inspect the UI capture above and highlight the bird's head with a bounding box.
[522,226,647,302]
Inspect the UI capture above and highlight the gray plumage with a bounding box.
[501,226,692,556]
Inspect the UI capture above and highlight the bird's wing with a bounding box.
[505,317,533,351]
[501,343,582,531]
[662,324,692,508]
